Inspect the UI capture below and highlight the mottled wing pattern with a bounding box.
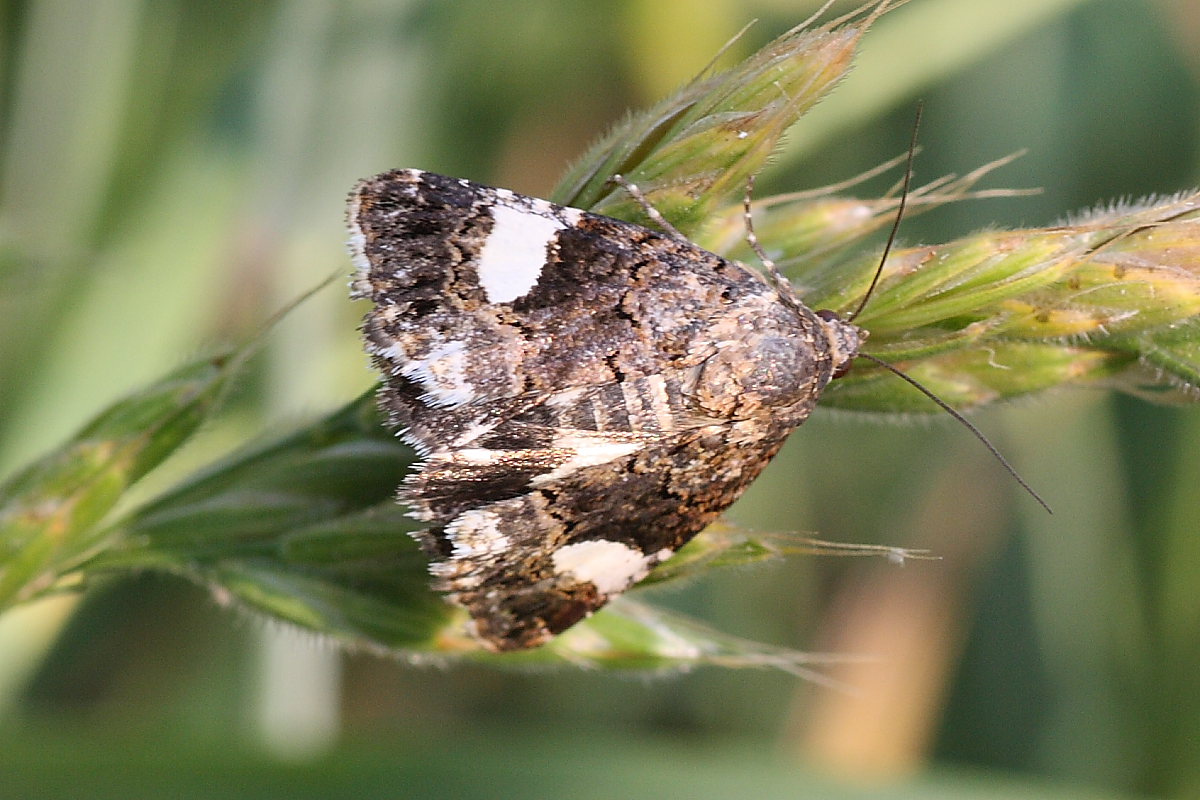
[348,169,863,650]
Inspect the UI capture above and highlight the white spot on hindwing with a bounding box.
[476,202,581,303]
[551,540,654,595]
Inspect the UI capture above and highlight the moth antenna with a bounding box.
[610,174,685,240]
[848,101,924,323]
[844,105,1049,512]
[856,353,1052,514]
[743,173,797,299]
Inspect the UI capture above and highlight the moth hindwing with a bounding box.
[348,168,864,651]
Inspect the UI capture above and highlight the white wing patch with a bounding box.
[398,339,473,406]
[551,540,655,595]
[476,202,581,303]
[532,432,646,484]
[441,509,511,561]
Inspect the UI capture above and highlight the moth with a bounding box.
[348,169,866,651]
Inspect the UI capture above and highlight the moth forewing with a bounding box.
[350,169,864,651]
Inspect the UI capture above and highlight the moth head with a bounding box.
[815,309,867,379]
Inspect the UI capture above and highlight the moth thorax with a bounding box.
[690,335,820,417]
[815,309,866,379]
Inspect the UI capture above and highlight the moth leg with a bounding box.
[742,173,796,300]
[609,174,685,240]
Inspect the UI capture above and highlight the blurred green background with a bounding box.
[0,0,1197,797]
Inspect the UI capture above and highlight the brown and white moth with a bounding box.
[348,169,865,651]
